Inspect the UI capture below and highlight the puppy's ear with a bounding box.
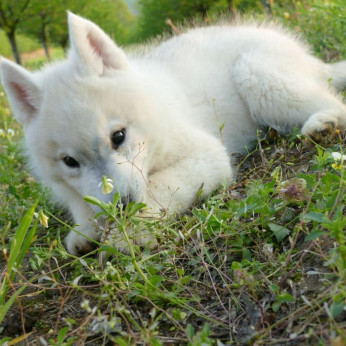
[0,58,41,126]
[68,12,128,76]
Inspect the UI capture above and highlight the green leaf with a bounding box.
[177,268,184,277]
[15,219,38,274]
[0,337,12,344]
[7,200,38,273]
[0,284,27,325]
[332,205,344,221]
[57,327,69,343]
[305,229,324,242]
[115,337,129,346]
[303,212,330,224]
[242,248,251,261]
[85,196,117,217]
[151,338,163,346]
[268,223,291,242]
[200,323,211,337]
[126,202,147,217]
[330,301,344,318]
[272,301,281,312]
[297,174,316,190]
[0,201,38,305]
[84,195,103,206]
[186,323,195,339]
[231,261,242,270]
[112,193,121,205]
[278,293,294,303]
[150,275,164,287]
[269,284,279,294]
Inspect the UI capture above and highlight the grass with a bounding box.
[1,8,346,346]
[0,30,41,58]
[1,87,345,346]
[0,200,38,326]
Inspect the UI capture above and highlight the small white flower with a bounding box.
[7,128,15,136]
[81,299,92,313]
[331,152,346,162]
[38,210,49,228]
[331,152,346,170]
[34,211,49,228]
[98,175,114,194]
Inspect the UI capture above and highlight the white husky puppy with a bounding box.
[1,13,346,254]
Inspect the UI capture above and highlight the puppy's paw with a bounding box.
[65,229,98,256]
[99,226,158,260]
[302,111,345,143]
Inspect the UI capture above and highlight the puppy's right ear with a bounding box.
[0,58,41,126]
[67,12,128,76]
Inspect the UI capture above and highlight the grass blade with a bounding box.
[7,200,39,272]
[0,284,27,325]
[0,200,38,305]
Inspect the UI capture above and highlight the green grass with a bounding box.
[0,200,38,326]
[1,6,346,345]
[1,87,345,346]
[0,30,41,58]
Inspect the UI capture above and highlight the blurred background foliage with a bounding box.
[0,0,345,64]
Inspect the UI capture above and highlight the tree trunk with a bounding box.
[262,0,272,14]
[7,30,21,65]
[60,34,69,53]
[227,0,237,14]
[41,23,50,60]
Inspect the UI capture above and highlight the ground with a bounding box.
[1,114,345,344]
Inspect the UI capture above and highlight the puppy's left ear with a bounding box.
[0,58,41,126]
[68,12,128,76]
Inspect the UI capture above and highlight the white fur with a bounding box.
[1,13,346,254]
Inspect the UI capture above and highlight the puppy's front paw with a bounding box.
[65,229,98,255]
[101,226,158,254]
[302,111,345,143]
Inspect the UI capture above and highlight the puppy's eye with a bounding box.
[62,156,80,168]
[111,129,126,149]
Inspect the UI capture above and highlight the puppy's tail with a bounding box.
[328,60,346,91]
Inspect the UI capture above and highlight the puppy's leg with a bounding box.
[65,201,100,255]
[301,106,346,140]
[103,131,232,253]
[232,53,346,137]
[144,135,232,214]
[328,60,346,91]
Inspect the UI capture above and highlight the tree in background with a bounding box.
[20,0,134,56]
[0,0,31,64]
[135,0,225,40]
[20,0,62,60]
[20,0,88,57]
[82,0,135,46]
[135,0,263,41]
[2,0,344,64]
[0,0,134,63]
[23,0,134,54]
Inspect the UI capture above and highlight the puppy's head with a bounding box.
[1,13,159,210]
